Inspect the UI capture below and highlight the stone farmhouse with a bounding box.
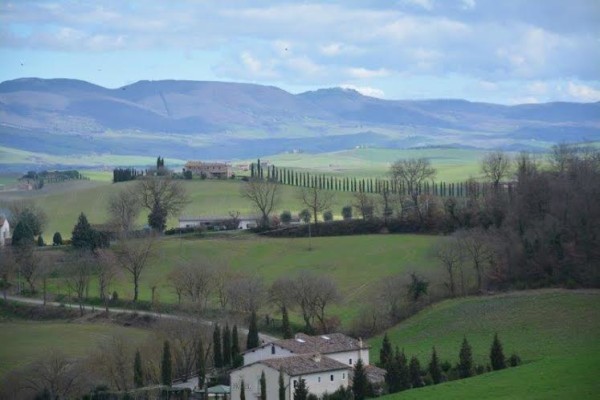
[184,161,232,179]
[230,333,385,400]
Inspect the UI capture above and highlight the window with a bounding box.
[293,380,298,388]
[271,345,276,355]
[318,377,321,383]
[343,373,346,379]
[330,374,334,381]
[349,358,353,365]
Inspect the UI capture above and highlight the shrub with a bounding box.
[280,210,292,224]
[323,210,333,222]
[37,235,45,247]
[111,291,119,302]
[508,353,521,367]
[341,205,353,220]
[52,232,63,246]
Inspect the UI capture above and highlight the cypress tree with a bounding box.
[71,212,97,250]
[161,340,172,386]
[282,306,293,339]
[352,359,368,400]
[490,333,506,370]
[134,349,144,388]
[240,379,246,400]
[260,370,267,400]
[213,324,223,368]
[294,378,308,400]
[37,235,44,247]
[385,349,400,393]
[379,332,393,367]
[458,337,474,378]
[232,325,242,367]
[247,311,259,350]
[197,337,206,389]
[409,356,423,388]
[397,348,410,391]
[223,324,232,367]
[428,347,442,384]
[52,232,63,246]
[279,369,286,400]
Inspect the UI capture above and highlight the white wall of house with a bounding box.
[243,344,293,365]
[326,349,370,367]
[238,219,257,230]
[230,363,350,400]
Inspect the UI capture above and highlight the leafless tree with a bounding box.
[113,236,157,302]
[213,262,234,309]
[269,276,296,312]
[135,175,189,220]
[241,178,280,227]
[91,334,133,391]
[95,249,119,311]
[63,250,96,315]
[14,244,39,293]
[391,158,436,223]
[227,210,241,230]
[107,188,141,232]
[481,151,511,190]
[456,229,493,292]
[168,259,214,308]
[378,188,395,224]
[312,276,341,333]
[0,247,16,300]
[300,186,335,224]
[375,274,407,323]
[352,191,375,220]
[433,237,465,297]
[227,275,266,313]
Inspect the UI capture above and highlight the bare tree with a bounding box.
[136,176,189,230]
[241,178,280,227]
[91,334,133,391]
[168,259,214,308]
[481,151,511,190]
[312,276,341,333]
[353,191,375,220]
[0,247,16,300]
[378,188,394,224]
[227,210,241,230]
[300,186,335,224]
[456,229,493,292]
[433,237,465,297]
[14,244,39,293]
[63,251,96,315]
[227,275,265,313]
[391,158,436,223]
[18,351,87,399]
[269,276,296,312]
[113,236,157,302]
[107,188,141,232]
[95,249,119,312]
[213,262,234,309]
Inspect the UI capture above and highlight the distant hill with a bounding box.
[1,78,599,166]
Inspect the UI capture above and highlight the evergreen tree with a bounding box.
[260,370,267,400]
[213,324,223,368]
[197,337,206,389]
[240,379,246,400]
[36,235,44,247]
[385,350,400,393]
[71,212,98,250]
[232,325,243,367]
[490,333,506,371]
[223,324,232,367]
[52,232,63,246]
[279,369,286,400]
[409,356,424,388]
[134,349,144,388]
[294,378,309,400]
[11,220,34,247]
[458,337,474,378]
[282,306,293,339]
[379,332,393,367]
[396,348,410,391]
[428,347,442,384]
[148,202,167,232]
[247,311,259,350]
[161,340,172,386]
[352,359,368,400]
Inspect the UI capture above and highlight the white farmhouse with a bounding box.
[231,333,385,400]
[0,215,9,247]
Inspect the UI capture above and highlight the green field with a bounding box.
[369,290,600,399]
[0,321,150,377]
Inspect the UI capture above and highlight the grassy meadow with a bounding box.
[369,290,600,399]
[0,321,150,377]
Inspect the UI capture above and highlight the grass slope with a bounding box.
[369,290,600,399]
[0,321,150,377]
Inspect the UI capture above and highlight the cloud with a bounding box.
[567,82,600,102]
[461,0,476,10]
[340,84,385,98]
[346,67,391,79]
[401,0,435,11]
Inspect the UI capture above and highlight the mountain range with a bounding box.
[1,77,599,165]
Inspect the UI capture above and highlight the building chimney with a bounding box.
[312,353,321,363]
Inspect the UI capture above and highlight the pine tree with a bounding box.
[161,340,172,386]
[213,324,223,368]
[397,348,410,391]
[409,356,424,388]
[11,221,34,247]
[352,359,368,400]
[379,332,393,367]
[134,349,144,388]
[247,311,259,350]
[294,378,309,400]
[223,324,232,367]
[232,325,242,367]
[240,379,246,400]
[458,337,474,378]
[282,306,293,339]
[490,333,506,371]
[428,347,442,384]
[260,370,267,400]
[385,349,400,393]
[279,369,286,400]
[197,337,206,389]
[71,212,98,250]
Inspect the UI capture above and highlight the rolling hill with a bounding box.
[1,78,599,169]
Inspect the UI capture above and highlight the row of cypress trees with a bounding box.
[213,323,243,369]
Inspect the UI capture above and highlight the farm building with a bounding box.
[184,161,232,179]
[178,216,258,230]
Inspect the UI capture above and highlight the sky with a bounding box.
[1,0,599,104]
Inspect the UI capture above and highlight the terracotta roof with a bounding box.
[259,354,351,376]
[274,333,368,355]
[363,365,387,384]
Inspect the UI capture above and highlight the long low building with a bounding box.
[178,216,258,230]
[184,161,232,179]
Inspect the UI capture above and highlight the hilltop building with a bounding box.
[230,333,385,400]
[184,161,232,179]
